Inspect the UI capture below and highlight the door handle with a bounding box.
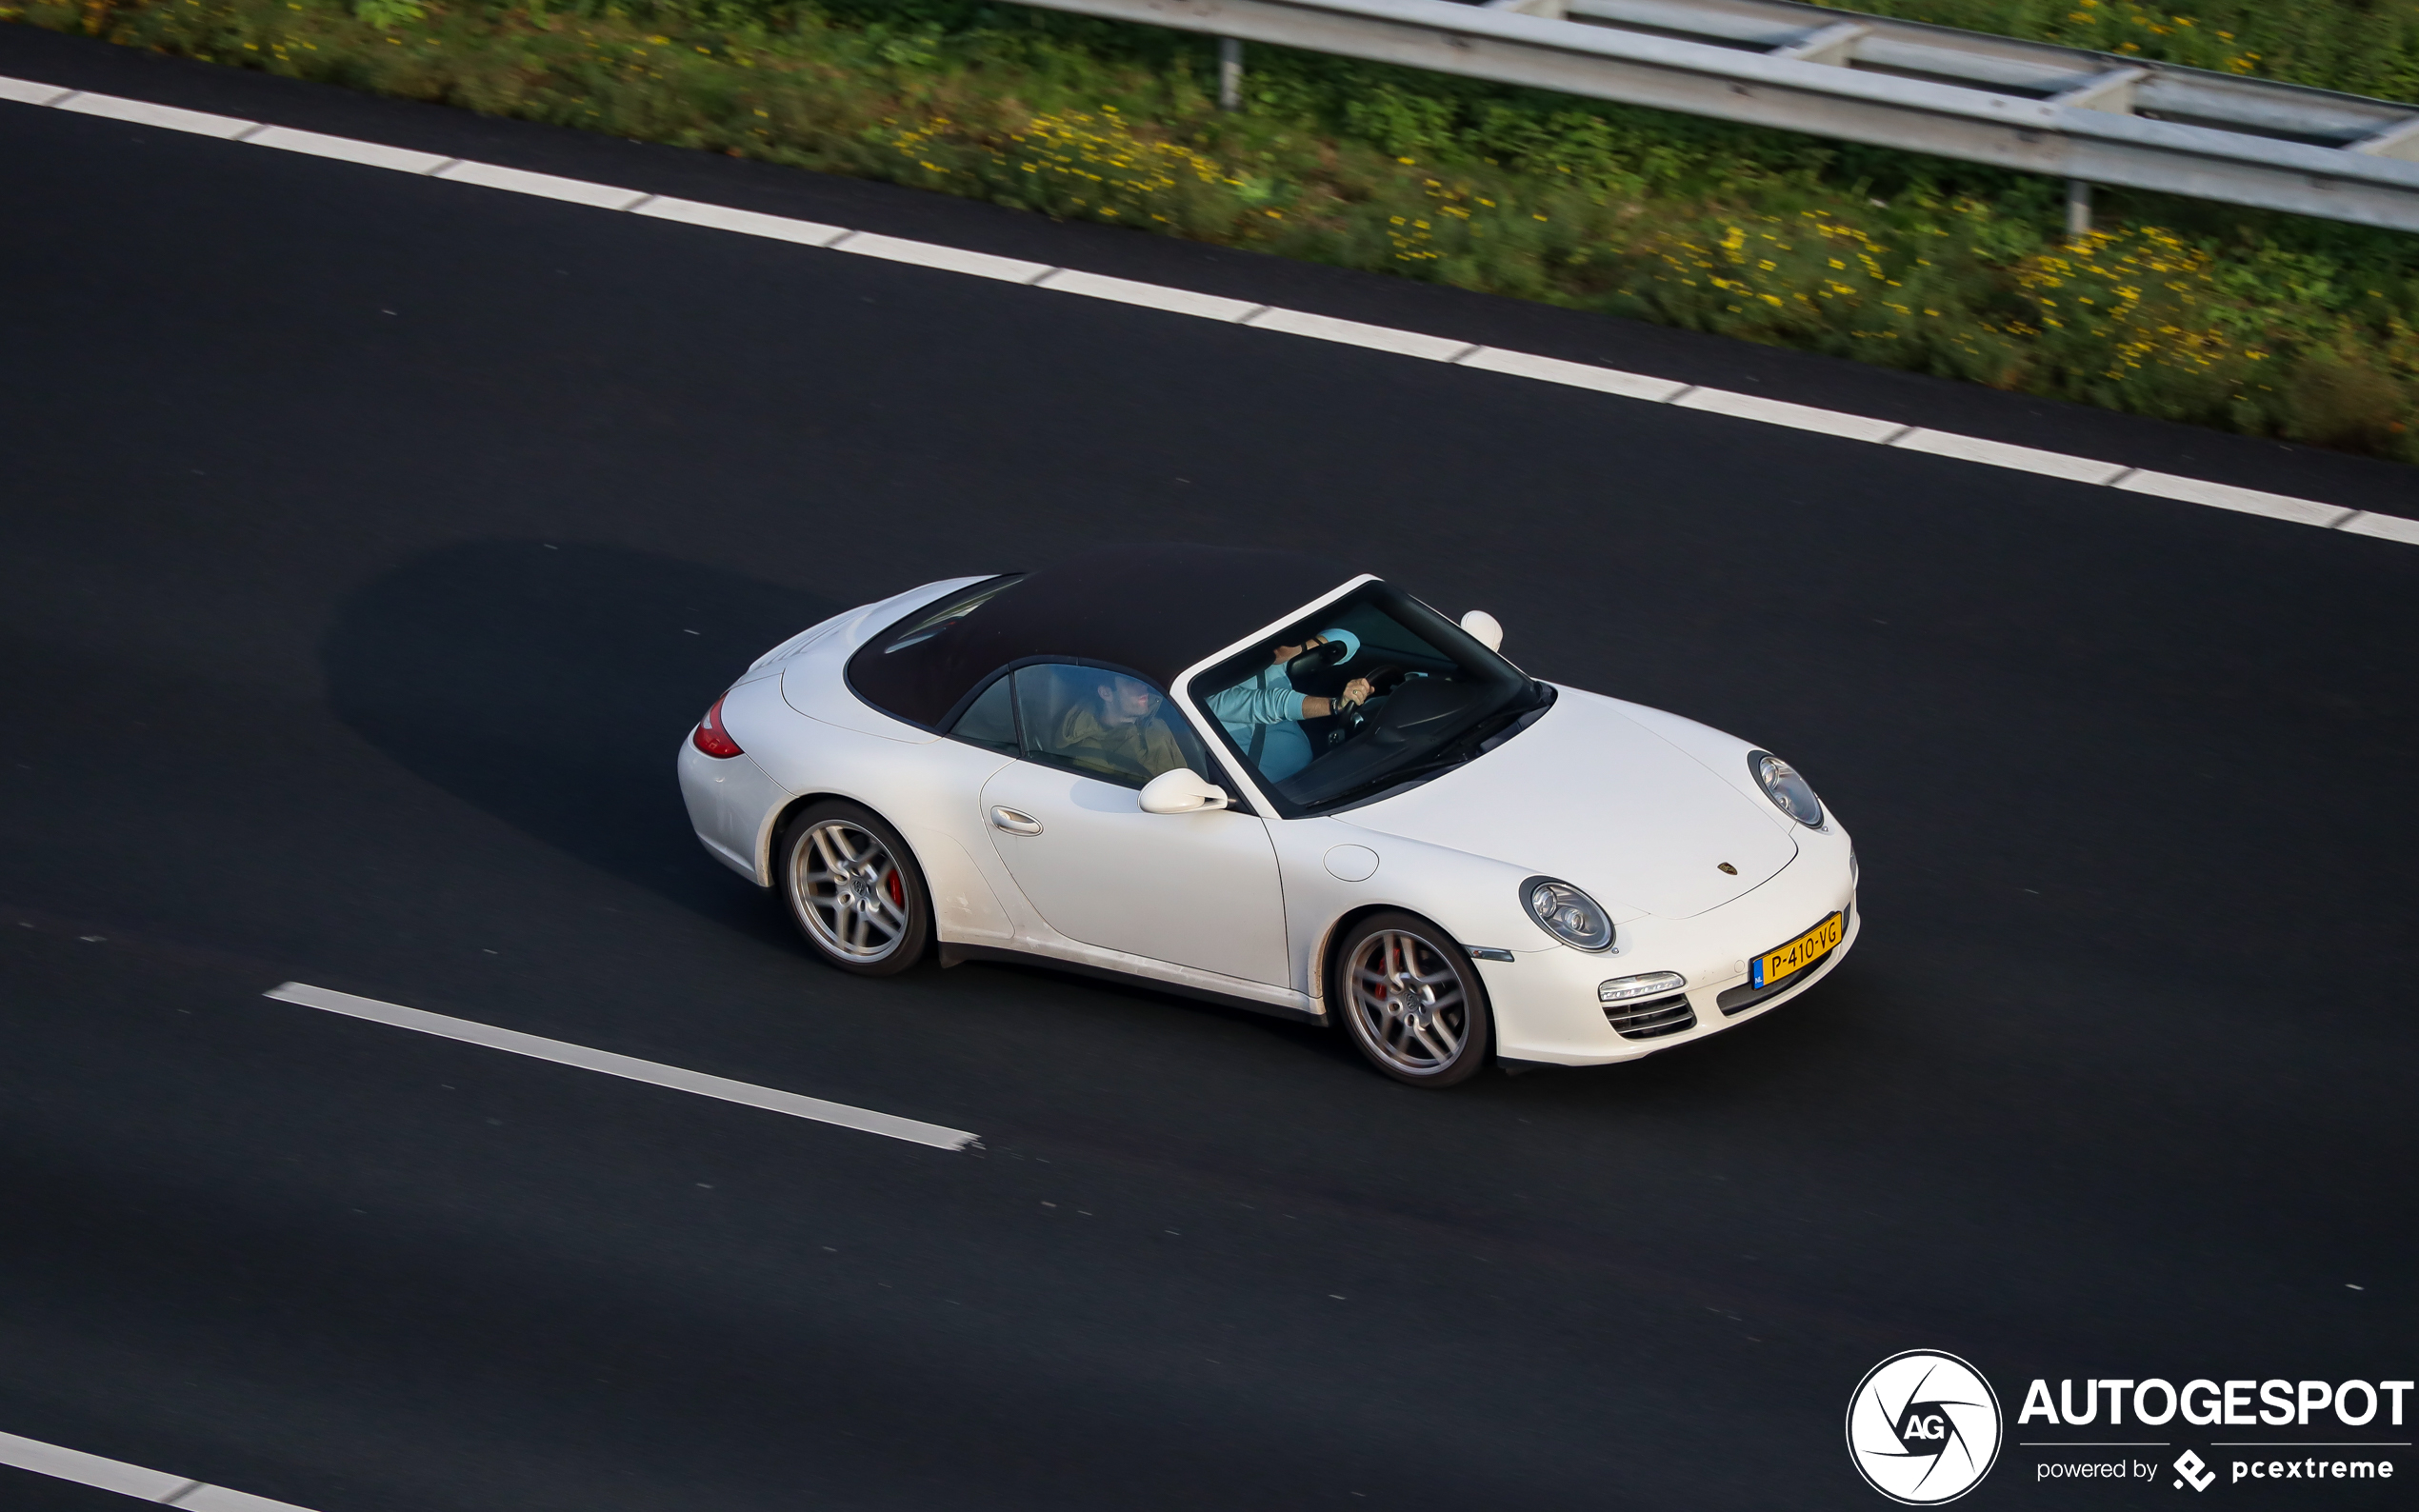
[990,806,1043,836]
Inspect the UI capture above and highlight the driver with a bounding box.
[1206,628,1374,782]
[1056,671,1190,783]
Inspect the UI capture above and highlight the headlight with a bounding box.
[1599,971,1685,1004]
[1523,877,1614,951]
[1749,750,1824,827]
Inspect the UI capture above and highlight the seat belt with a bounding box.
[1244,664,1274,766]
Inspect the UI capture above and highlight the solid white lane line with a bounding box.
[1888,427,2132,485]
[1455,346,1689,402]
[632,194,850,247]
[2114,468,2358,527]
[52,90,256,139]
[433,158,652,210]
[831,230,1053,284]
[0,70,2406,545]
[1243,306,1476,362]
[1033,267,1263,322]
[264,982,979,1151]
[242,124,454,175]
[2341,509,2419,544]
[0,75,72,106]
[1672,387,1909,443]
[0,1429,318,1509]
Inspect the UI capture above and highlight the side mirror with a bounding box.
[1461,609,1504,652]
[1139,767,1230,814]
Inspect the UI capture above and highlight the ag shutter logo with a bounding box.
[1848,1350,2005,1504]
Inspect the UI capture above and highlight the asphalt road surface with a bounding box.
[3,24,2415,1512]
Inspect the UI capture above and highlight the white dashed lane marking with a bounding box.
[266,982,979,1151]
[0,1429,317,1510]
[2,73,2409,544]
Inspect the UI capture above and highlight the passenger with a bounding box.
[1055,672,1190,783]
[1207,629,1374,782]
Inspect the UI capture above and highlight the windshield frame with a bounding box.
[1175,579,1545,820]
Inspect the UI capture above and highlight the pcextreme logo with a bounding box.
[2173,1450,2217,1491]
[1847,1350,2006,1504]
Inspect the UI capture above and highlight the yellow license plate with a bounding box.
[1751,911,1844,990]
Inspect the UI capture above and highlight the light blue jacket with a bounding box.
[1205,664,1308,730]
[1203,628,1360,742]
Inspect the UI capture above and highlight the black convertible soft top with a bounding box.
[846,544,1349,729]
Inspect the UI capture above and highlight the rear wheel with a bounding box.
[1333,911,1492,1086]
[780,800,930,977]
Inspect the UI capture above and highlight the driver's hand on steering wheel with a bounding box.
[1338,677,1374,708]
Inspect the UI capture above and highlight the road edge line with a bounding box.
[1,71,2405,547]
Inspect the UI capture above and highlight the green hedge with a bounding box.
[10,0,2415,459]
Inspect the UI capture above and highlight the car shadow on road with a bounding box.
[321,539,839,935]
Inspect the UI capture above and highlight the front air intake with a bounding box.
[1604,992,1694,1041]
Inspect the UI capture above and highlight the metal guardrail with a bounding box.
[1005,0,2419,233]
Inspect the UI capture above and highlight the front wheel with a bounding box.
[779,800,931,977]
[1332,911,1492,1086]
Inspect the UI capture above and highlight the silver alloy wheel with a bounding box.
[791,818,910,965]
[1346,927,1470,1076]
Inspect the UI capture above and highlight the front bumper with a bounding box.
[1478,826,1859,1066]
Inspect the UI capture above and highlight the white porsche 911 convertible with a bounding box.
[678,546,1856,1086]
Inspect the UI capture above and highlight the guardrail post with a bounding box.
[2066,179,2092,238]
[1769,21,1869,66]
[1219,37,1244,110]
[2350,117,2419,161]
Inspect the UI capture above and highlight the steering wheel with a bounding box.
[1329,664,1409,744]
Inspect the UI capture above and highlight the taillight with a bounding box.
[692,693,744,758]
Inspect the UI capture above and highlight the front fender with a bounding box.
[1269,818,1552,1005]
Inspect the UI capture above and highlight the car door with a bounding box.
[975,663,1288,986]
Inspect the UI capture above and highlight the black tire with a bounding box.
[778,800,932,977]
[1331,910,1493,1086]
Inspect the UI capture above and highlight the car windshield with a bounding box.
[1187,582,1546,815]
